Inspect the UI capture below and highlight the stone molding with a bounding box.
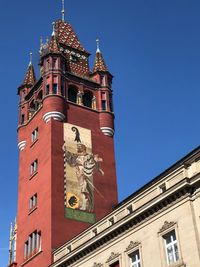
[159,221,176,233]
[100,127,114,137]
[106,252,120,263]
[18,141,26,151]
[43,111,65,123]
[125,241,140,252]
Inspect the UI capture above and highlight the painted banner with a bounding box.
[63,123,104,223]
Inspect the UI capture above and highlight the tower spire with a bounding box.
[96,38,100,53]
[61,0,65,22]
[93,39,108,73]
[52,22,55,36]
[29,52,33,66]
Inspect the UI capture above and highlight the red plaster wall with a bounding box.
[16,95,118,267]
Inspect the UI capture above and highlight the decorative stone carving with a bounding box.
[125,241,140,251]
[106,252,120,263]
[100,127,114,137]
[18,141,26,151]
[159,221,176,233]
[43,111,65,123]
[92,263,103,267]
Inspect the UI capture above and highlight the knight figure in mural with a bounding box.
[63,127,104,212]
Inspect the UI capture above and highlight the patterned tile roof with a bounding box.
[93,51,108,73]
[48,35,60,53]
[55,20,86,52]
[22,63,36,86]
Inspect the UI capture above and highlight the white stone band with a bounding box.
[18,141,26,151]
[100,127,114,137]
[43,111,65,123]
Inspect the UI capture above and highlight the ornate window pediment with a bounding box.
[125,241,140,252]
[92,263,103,267]
[159,221,176,233]
[106,252,120,263]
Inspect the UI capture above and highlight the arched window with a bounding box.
[68,86,78,103]
[83,91,93,108]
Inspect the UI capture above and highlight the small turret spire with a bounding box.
[93,39,108,73]
[61,0,65,22]
[22,54,37,87]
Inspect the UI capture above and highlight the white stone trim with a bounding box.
[100,127,114,137]
[18,141,26,151]
[43,111,65,123]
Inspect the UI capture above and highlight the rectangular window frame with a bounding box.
[158,223,184,267]
[30,159,38,176]
[125,242,142,267]
[29,193,37,211]
[24,231,41,260]
[31,128,38,143]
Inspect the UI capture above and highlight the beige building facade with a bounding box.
[51,146,200,267]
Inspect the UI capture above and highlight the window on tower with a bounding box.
[53,83,58,94]
[31,128,38,143]
[102,100,106,111]
[83,90,93,108]
[29,194,37,211]
[30,160,38,176]
[46,84,50,95]
[68,86,78,103]
[21,114,25,124]
[24,231,41,260]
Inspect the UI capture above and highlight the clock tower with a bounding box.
[11,13,118,267]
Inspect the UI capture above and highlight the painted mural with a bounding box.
[63,123,104,223]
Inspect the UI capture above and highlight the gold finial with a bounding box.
[61,0,65,22]
[96,38,100,53]
[29,52,33,66]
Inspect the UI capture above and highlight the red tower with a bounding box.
[12,16,118,267]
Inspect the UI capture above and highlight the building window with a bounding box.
[24,231,41,259]
[68,87,77,103]
[46,84,50,95]
[129,250,141,267]
[29,194,37,210]
[31,128,38,143]
[53,83,58,94]
[163,230,179,265]
[83,91,93,108]
[102,100,106,110]
[30,160,38,175]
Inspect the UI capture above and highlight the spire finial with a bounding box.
[61,0,65,22]
[96,38,100,53]
[52,22,55,36]
[29,52,33,66]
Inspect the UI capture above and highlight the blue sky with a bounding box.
[1,0,200,265]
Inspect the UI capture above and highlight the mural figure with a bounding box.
[63,127,104,212]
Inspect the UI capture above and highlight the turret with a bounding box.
[91,40,114,136]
